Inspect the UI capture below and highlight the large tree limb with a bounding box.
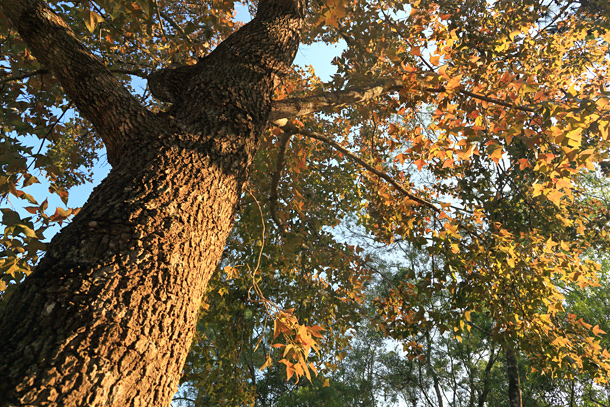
[270,77,536,125]
[0,0,152,164]
[270,78,404,123]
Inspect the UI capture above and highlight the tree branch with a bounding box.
[1,0,153,165]
[468,321,493,337]
[158,9,193,43]
[0,67,148,84]
[478,344,496,407]
[269,131,293,233]
[270,77,536,125]
[456,88,535,113]
[0,68,49,83]
[270,78,404,123]
[277,122,440,213]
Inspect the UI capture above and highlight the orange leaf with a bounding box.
[259,356,273,371]
[307,325,325,338]
[286,365,295,381]
[593,325,607,336]
[518,158,531,170]
[414,159,426,171]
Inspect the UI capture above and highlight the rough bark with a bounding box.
[506,346,523,407]
[269,78,405,124]
[0,0,304,405]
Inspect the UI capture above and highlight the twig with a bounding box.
[0,69,49,84]
[244,187,270,353]
[159,9,193,43]
[26,102,74,172]
[155,0,167,37]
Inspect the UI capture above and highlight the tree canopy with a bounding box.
[1,0,610,404]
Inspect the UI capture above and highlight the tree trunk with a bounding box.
[506,346,523,407]
[478,344,496,407]
[0,0,304,405]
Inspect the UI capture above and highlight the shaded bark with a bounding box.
[506,346,523,407]
[0,0,304,405]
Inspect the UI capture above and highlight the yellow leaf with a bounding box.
[259,356,273,371]
[546,190,563,206]
[443,222,461,239]
[565,128,582,147]
[495,40,509,52]
[323,378,330,387]
[223,266,239,280]
[20,225,37,239]
[85,10,104,32]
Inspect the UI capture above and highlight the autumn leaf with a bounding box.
[85,10,104,32]
[414,159,426,171]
